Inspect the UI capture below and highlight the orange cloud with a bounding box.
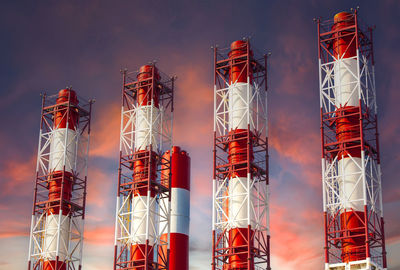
[270,204,323,267]
[1,155,36,195]
[191,170,212,197]
[86,167,115,208]
[89,103,121,158]
[0,220,29,239]
[84,225,114,246]
[0,230,28,239]
[171,60,213,149]
[269,112,320,167]
[190,169,212,218]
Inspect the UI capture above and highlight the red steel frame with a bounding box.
[212,39,270,270]
[317,10,387,269]
[28,90,93,270]
[114,65,174,270]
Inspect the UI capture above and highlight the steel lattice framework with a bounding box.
[212,40,270,270]
[317,10,387,270]
[114,65,174,270]
[28,91,92,270]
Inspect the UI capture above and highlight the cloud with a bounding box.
[0,220,29,239]
[270,113,319,166]
[89,103,121,158]
[270,203,323,267]
[172,59,214,149]
[84,225,114,246]
[0,155,36,196]
[86,167,115,208]
[0,230,29,239]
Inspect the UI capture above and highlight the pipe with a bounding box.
[130,65,160,269]
[159,146,190,270]
[227,40,254,270]
[332,12,365,263]
[44,89,79,270]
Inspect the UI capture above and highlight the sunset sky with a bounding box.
[0,0,399,269]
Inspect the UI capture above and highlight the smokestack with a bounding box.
[28,89,92,270]
[159,146,190,270]
[212,40,270,270]
[317,10,387,270]
[114,64,175,269]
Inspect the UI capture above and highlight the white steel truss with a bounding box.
[213,74,269,269]
[214,81,268,139]
[319,46,384,269]
[114,190,171,254]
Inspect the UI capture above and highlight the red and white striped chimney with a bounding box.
[332,12,365,262]
[160,146,190,270]
[227,40,254,270]
[130,65,160,268]
[44,89,79,270]
[318,10,387,269]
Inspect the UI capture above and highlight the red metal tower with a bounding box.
[114,64,174,270]
[317,10,387,270]
[28,89,93,270]
[212,39,270,270]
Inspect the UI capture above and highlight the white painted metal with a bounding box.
[338,157,364,211]
[326,258,382,270]
[229,176,254,228]
[135,105,161,151]
[28,93,90,269]
[159,187,189,236]
[319,45,384,268]
[229,83,254,131]
[212,179,216,232]
[214,81,266,138]
[131,195,156,245]
[119,104,169,157]
[334,58,359,107]
[29,212,84,266]
[49,128,78,173]
[44,214,70,261]
[170,188,190,235]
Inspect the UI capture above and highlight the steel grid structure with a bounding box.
[317,10,386,270]
[212,39,270,270]
[28,89,93,270]
[114,64,174,270]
